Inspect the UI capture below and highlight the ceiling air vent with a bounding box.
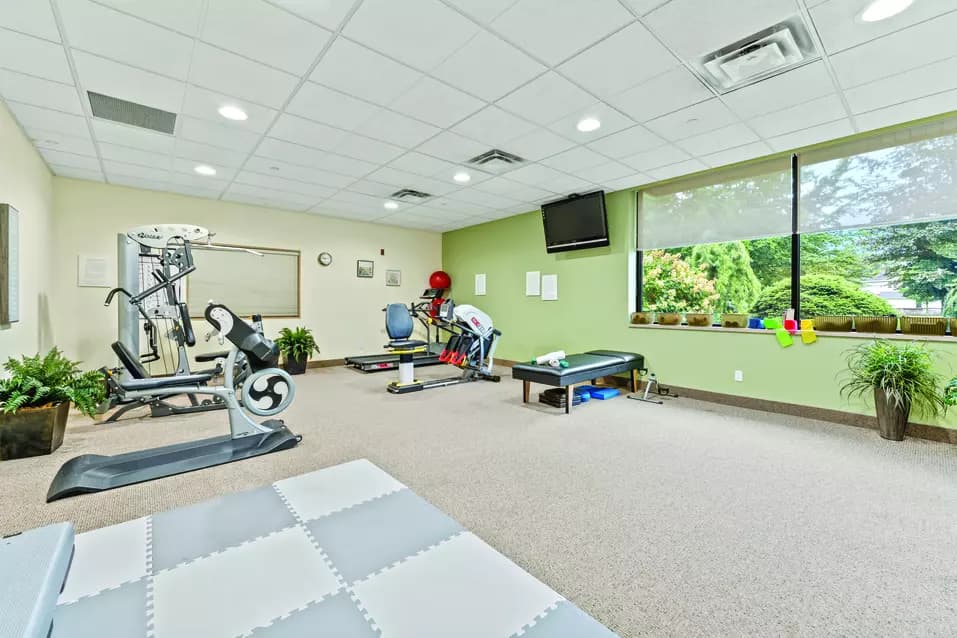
[466,149,526,175]
[692,16,819,94]
[390,188,433,201]
[88,91,176,134]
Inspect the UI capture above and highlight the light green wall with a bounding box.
[443,189,957,429]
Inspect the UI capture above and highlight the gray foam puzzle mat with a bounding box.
[52,459,619,638]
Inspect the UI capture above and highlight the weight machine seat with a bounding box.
[110,341,151,379]
[117,372,213,392]
[195,350,230,363]
[511,350,644,387]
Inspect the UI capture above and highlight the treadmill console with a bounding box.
[421,288,445,299]
[438,300,455,321]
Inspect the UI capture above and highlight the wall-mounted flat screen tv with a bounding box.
[541,191,609,253]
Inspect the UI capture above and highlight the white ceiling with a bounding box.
[1,0,956,232]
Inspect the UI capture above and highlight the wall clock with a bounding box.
[318,252,333,267]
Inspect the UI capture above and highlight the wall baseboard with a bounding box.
[308,358,346,369]
[498,359,956,444]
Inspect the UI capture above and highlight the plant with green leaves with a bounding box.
[275,326,319,363]
[840,340,946,419]
[642,250,719,313]
[751,274,896,318]
[0,348,106,418]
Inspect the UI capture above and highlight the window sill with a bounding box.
[627,323,957,343]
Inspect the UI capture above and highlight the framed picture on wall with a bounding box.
[385,269,401,286]
[357,260,374,278]
[0,204,20,324]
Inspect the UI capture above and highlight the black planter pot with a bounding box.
[874,387,910,441]
[283,355,308,375]
[0,401,70,459]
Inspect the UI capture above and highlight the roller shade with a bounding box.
[637,156,792,250]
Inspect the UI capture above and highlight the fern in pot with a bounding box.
[0,348,106,459]
[275,326,319,375]
[840,340,945,441]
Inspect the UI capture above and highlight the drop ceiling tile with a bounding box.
[471,175,535,196]
[364,166,458,195]
[624,0,669,15]
[548,102,635,141]
[390,77,484,128]
[586,124,665,159]
[165,181,225,199]
[506,126,576,161]
[94,0,206,35]
[178,116,261,153]
[559,22,677,99]
[544,173,596,194]
[575,160,639,185]
[609,67,712,123]
[234,170,337,198]
[203,0,330,75]
[58,0,193,79]
[539,146,608,173]
[0,69,82,114]
[169,159,236,182]
[355,109,440,148]
[722,62,836,120]
[0,29,73,83]
[388,152,459,178]
[98,142,172,170]
[701,140,774,168]
[810,0,956,54]
[446,188,520,209]
[26,128,95,156]
[344,0,479,70]
[311,38,422,106]
[181,86,278,134]
[645,99,739,141]
[749,94,847,138]
[285,82,379,131]
[257,137,377,177]
[0,0,60,40]
[333,133,405,164]
[505,162,571,187]
[270,0,358,30]
[443,0,519,23]
[676,122,760,156]
[174,139,248,168]
[269,113,348,151]
[109,174,169,191]
[843,56,957,114]
[854,89,957,133]
[492,0,633,65]
[451,105,538,148]
[225,182,318,208]
[342,178,398,198]
[602,173,652,192]
[646,158,708,181]
[766,118,855,153]
[644,0,797,58]
[190,43,298,109]
[497,72,594,126]
[49,164,104,181]
[244,155,355,188]
[432,30,545,102]
[413,130,489,162]
[40,149,101,171]
[103,160,170,181]
[324,189,388,208]
[72,51,186,113]
[829,11,957,88]
[620,144,690,171]
[6,101,88,137]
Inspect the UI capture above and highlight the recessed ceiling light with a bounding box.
[194,164,217,176]
[453,171,471,183]
[218,104,248,121]
[858,0,913,22]
[576,117,601,133]
[383,201,399,210]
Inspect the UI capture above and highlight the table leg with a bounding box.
[565,384,572,414]
[523,380,530,403]
[631,369,639,393]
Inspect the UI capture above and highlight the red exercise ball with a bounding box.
[429,270,451,290]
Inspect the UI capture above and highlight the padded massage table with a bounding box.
[512,350,645,414]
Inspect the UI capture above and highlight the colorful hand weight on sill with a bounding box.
[762,318,792,347]
[801,319,817,344]
[748,317,764,329]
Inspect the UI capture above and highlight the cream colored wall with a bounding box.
[51,178,442,368]
[0,101,55,360]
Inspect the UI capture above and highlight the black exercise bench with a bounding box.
[512,350,644,413]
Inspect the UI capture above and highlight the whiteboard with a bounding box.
[187,245,300,317]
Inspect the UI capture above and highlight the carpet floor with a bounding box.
[1,365,955,637]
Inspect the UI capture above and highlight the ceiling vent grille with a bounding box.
[466,149,526,175]
[88,91,176,134]
[390,188,433,201]
[692,16,819,94]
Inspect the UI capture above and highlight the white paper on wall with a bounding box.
[525,271,541,296]
[542,274,558,301]
[475,273,486,296]
[77,254,114,287]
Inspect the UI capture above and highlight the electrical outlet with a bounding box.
[734,370,743,382]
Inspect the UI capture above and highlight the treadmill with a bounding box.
[345,289,447,373]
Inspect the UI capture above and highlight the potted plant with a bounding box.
[275,326,319,375]
[840,340,946,441]
[0,348,106,460]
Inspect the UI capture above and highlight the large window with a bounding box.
[636,116,957,328]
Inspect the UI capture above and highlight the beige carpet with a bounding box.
[1,366,956,637]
